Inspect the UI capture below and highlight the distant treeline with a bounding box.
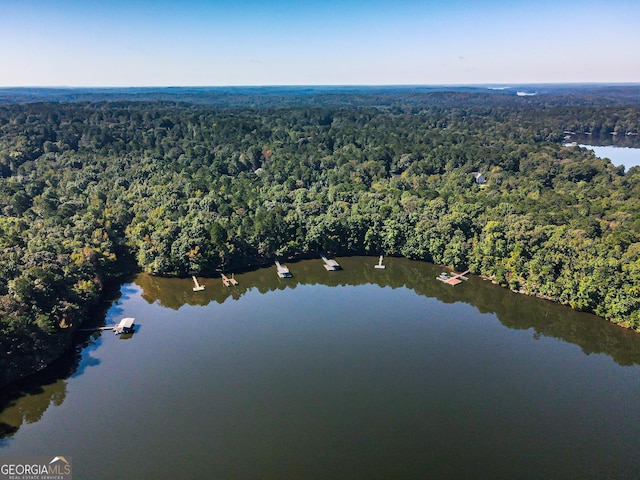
[2,84,640,107]
[1,91,640,386]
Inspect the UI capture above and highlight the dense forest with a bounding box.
[1,88,640,386]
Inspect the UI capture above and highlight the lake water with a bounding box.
[2,257,640,479]
[579,144,640,171]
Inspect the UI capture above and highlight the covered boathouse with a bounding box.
[114,317,135,335]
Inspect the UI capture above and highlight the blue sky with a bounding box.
[1,0,638,86]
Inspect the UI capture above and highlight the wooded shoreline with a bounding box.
[2,88,640,388]
[2,250,639,391]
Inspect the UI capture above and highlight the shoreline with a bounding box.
[2,253,636,390]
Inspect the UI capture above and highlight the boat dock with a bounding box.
[436,270,470,286]
[79,317,136,334]
[113,317,135,334]
[321,256,341,271]
[76,317,136,335]
[221,273,239,287]
[374,255,385,269]
[192,276,205,291]
[275,261,292,278]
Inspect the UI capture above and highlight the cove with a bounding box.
[1,257,640,479]
[580,144,640,171]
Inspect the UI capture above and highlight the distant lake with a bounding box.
[580,144,640,170]
[2,257,640,479]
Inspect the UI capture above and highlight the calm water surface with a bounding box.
[1,257,640,479]
[580,144,640,170]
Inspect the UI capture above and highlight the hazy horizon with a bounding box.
[1,82,640,89]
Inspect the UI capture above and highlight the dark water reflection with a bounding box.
[138,256,640,367]
[0,280,122,445]
[572,133,640,149]
[0,337,100,445]
[1,257,639,480]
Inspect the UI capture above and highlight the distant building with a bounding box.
[472,172,486,185]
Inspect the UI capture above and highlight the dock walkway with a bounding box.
[221,273,239,287]
[77,326,116,333]
[321,256,341,271]
[436,270,470,286]
[192,276,205,291]
[78,317,136,334]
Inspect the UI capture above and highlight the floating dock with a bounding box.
[374,255,386,269]
[321,255,341,271]
[275,261,292,278]
[436,270,470,286]
[221,273,239,287]
[192,276,205,292]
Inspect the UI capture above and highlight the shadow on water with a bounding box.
[0,275,130,443]
[117,325,139,340]
[0,341,89,445]
[2,257,640,442]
